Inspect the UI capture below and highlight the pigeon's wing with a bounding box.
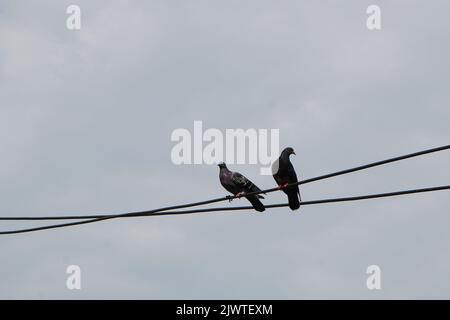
[232,172,264,198]
[287,162,300,196]
[231,171,251,188]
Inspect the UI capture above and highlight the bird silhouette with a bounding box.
[272,147,301,210]
[218,162,265,212]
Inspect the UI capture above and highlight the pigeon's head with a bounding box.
[217,162,228,169]
[282,147,296,157]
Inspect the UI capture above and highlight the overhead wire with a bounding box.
[0,185,448,222]
[0,144,449,235]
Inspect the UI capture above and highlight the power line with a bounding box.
[1,185,449,221]
[0,144,449,235]
[0,185,449,235]
[243,144,450,198]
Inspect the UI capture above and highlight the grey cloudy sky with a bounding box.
[0,0,449,299]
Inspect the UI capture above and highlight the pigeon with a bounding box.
[272,147,301,210]
[218,162,266,212]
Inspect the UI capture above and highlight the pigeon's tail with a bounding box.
[287,191,301,211]
[246,196,265,212]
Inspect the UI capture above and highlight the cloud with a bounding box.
[0,0,449,298]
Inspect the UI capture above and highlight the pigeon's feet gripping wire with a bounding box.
[278,183,289,190]
[235,192,246,199]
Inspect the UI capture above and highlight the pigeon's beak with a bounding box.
[292,150,296,155]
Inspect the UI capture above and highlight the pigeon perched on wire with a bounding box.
[272,147,301,210]
[218,162,266,212]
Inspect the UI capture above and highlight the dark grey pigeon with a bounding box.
[218,162,265,212]
[272,147,301,210]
